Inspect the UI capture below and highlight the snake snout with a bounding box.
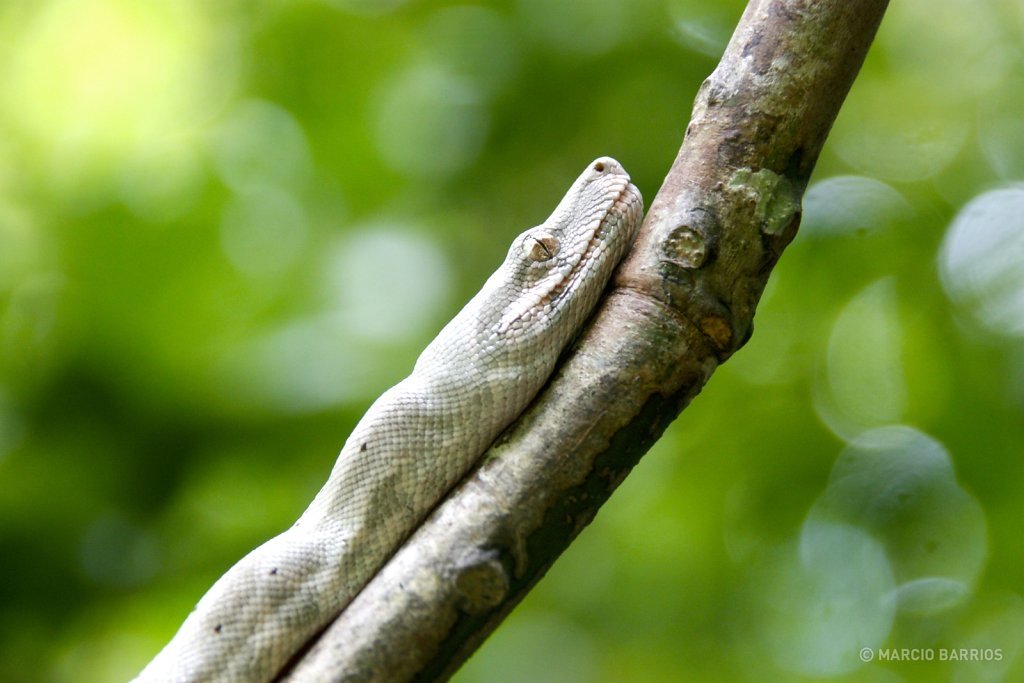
[590,156,627,178]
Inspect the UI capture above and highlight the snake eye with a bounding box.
[524,233,559,262]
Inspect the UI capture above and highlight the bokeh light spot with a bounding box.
[3,0,236,193]
[210,100,312,192]
[803,176,913,238]
[816,278,906,440]
[830,80,968,181]
[940,186,1024,338]
[893,577,970,616]
[421,6,519,98]
[754,525,895,677]
[804,426,987,616]
[219,187,308,280]
[373,65,488,179]
[220,224,452,412]
[324,224,452,342]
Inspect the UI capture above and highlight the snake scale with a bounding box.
[133,157,643,682]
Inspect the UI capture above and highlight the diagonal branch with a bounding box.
[280,1,890,680]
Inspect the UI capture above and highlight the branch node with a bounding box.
[454,553,509,615]
[664,224,710,269]
[698,316,734,352]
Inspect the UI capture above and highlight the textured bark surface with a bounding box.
[280,1,890,680]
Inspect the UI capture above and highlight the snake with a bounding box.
[133,157,643,682]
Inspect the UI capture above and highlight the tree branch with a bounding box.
[280,1,889,680]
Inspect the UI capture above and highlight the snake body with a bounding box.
[134,158,643,682]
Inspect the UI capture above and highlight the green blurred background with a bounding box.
[1,0,1023,681]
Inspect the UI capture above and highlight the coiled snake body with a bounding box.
[134,158,643,682]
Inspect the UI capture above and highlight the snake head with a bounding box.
[491,157,643,339]
[415,157,642,377]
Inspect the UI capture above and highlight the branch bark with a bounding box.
[280,1,889,680]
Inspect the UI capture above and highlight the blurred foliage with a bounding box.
[1,0,1023,681]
